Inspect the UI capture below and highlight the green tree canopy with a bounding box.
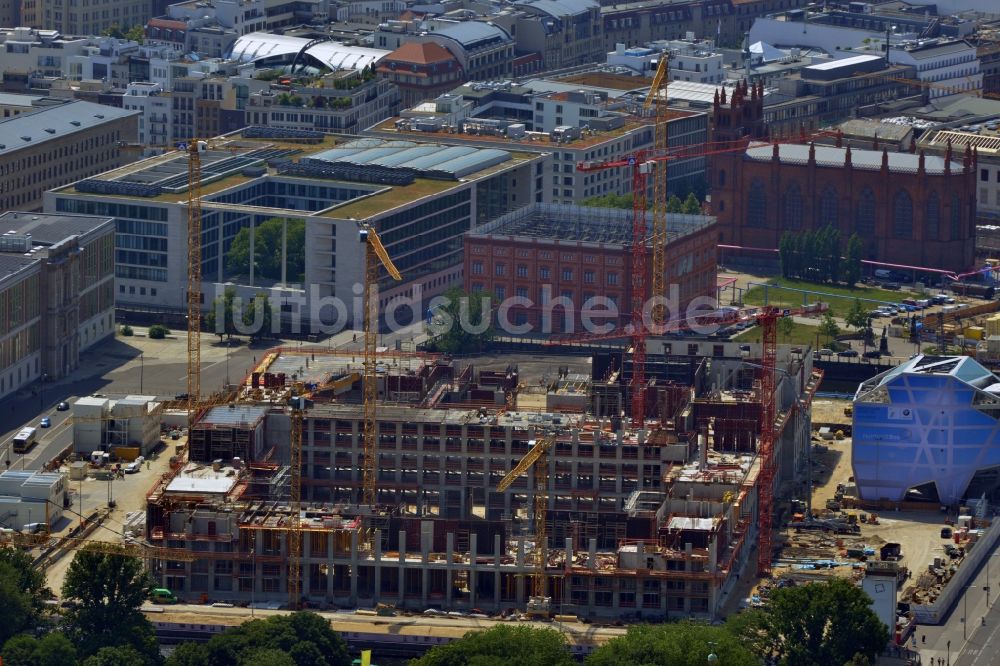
[681,192,702,215]
[586,622,758,666]
[844,233,864,287]
[778,315,795,341]
[83,645,151,666]
[846,299,869,331]
[739,578,889,666]
[0,562,36,647]
[61,546,160,662]
[227,218,305,283]
[426,287,495,354]
[205,287,238,341]
[818,311,841,343]
[666,194,683,213]
[165,612,350,666]
[411,625,575,666]
[581,193,634,210]
[242,292,275,341]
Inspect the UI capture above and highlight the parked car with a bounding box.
[882,282,901,290]
[838,350,860,358]
[124,462,141,474]
[56,401,69,411]
[818,348,833,356]
[39,417,50,428]
[863,350,882,359]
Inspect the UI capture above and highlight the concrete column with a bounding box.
[446,532,454,608]
[494,533,502,610]
[349,530,359,603]
[469,533,478,607]
[327,532,335,599]
[374,528,382,604]
[398,530,407,606]
[588,538,597,570]
[421,541,429,609]
[302,532,311,599]
[516,539,526,604]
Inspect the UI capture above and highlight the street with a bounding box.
[914,541,1000,666]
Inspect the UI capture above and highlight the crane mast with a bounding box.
[186,141,203,421]
[361,226,402,506]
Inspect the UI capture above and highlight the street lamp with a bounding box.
[947,638,951,665]
[962,585,979,640]
[707,641,719,664]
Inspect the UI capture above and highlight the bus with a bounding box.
[12,427,36,453]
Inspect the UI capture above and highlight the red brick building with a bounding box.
[709,81,977,272]
[463,204,717,334]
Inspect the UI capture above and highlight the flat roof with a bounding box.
[744,143,962,174]
[0,92,44,107]
[0,100,138,158]
[469,202,714,246]
[309,139,510,179]
[805,54,883,71]
[165,463,240,495]
[0,212,113,246]
[199,405,268,427]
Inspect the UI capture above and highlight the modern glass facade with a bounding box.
[852,355,1000,505]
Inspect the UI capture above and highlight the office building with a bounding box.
[46,130,545,328]
[0,211,115,398]
[0,100,139,212]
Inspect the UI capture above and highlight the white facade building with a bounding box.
[0,471,67,531]
[71,395,163,456]
[890,40,982,100]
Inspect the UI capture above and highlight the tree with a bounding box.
[426,287,494,354]
[83,646,150,666]
[125,25,145,43]
[749,578,889,666]
[147,324,170,339]
[681,192,703,215]
[818,311,841,343]
[412,625,574,666]
[844,233,864,287]
[586,622,758,666]
[205,287,238,341]
[0,562,35,647]
[666,194,683,213]
[846,299,869,331]
[778,315,795,342]
[227,218,305,283]
[166,612,350,666]
[581,193,633,210]
[779,232,794,279]
[4,633,78,666]
[61,547,160,662]
[243,292,275,340]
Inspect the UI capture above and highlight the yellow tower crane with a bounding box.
[644,55,671,328]
[288,393,305,609]
[185,140,206,423]
[496,432,557,617]
[360,225,402,507]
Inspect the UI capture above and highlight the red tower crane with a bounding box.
[546,302,827,577]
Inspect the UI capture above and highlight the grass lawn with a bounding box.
[742,277,910,315]
[733,320,849,350]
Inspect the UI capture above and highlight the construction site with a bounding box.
[140,338,823,620]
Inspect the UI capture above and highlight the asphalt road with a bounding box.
[0,331,263,473]
[915,542,1000,666]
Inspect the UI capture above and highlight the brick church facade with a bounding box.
[708,81,977,273]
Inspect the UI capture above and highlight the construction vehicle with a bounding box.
[496,433,557,618]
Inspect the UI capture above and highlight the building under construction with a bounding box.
[145,342,821,619]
